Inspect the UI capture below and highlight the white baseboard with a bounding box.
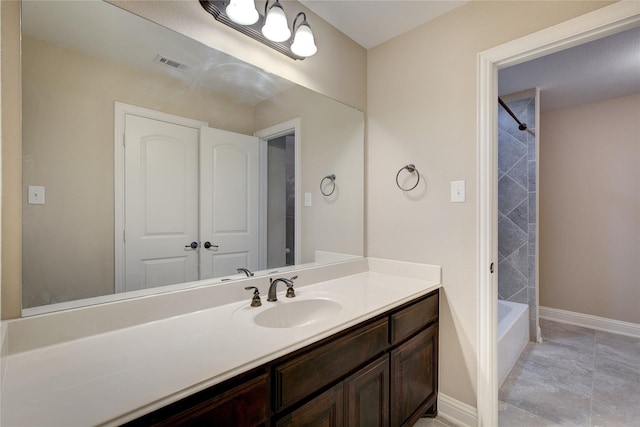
[539,306,640,338]
[438,393,477,427]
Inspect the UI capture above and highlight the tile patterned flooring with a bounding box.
[415,415,458,427]
[499,319,640,426]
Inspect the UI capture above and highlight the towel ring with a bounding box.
[396,164,420,191]
[320,174,336,196]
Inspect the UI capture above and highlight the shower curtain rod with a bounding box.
[498,97,528,131]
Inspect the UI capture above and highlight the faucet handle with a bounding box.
[285,276,298,298]
[286,283,295,298]
[244,286,262,307]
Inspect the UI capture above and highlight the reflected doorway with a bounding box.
[266,133,296,268]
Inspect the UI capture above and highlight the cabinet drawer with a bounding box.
[391,291,438,344]
[274,318,388,411]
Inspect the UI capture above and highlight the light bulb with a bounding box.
[291,23,317,57]
[262,2,290,42]
[226,0,259,26]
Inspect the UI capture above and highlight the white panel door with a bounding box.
[200,126,259,278]
[124,115,199,291]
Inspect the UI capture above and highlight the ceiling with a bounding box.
[22,1,294,106]
[299,0,640,112]
[299,0,469,49]
[500,26,640,111]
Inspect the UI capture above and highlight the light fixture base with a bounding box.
[200,0,305,60]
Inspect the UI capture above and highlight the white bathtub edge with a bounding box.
[497,300,529,388]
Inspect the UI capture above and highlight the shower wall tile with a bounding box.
[528,193,536,223]
[498,95,537,341]
[499,175,528,215]
[528,161,536,191]
[528,137,536,160]
[507,199,529,233]
[499,217,528,256]
[510,287,529,305]
[498,259,528,300]
[508,244,529,276]
[509,157,529,189]
[528,256,536,288]
[498,131,527,173]
[528,224,536,253]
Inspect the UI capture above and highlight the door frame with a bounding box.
[114,102,207,293]
[254,118,302,270]
[476,3,640,425]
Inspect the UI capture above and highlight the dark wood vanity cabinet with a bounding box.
[125,289,439,427]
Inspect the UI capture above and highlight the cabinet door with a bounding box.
[152,374,268,427]
[390,324,438,427]
[344,355,389,427]
[276,383,344,427]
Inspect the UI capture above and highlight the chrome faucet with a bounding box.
[267,276,298,302]
[237,267,254,277]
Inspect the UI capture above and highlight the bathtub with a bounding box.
[498,300,529,387]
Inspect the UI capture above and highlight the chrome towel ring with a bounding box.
[320,174,336,196]
[396,164,420,191]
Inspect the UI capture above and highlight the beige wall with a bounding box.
[21,36,254,308]
[1,0,21,320]
[254,86,365,263]
[540,93,640,324]
[367,0,613,408]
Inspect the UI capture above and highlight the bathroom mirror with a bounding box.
[21,1,364,313]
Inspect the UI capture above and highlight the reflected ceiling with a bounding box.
[21,1,294,105]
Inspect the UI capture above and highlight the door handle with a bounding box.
[185,241,198,250]
[204,241,218,249]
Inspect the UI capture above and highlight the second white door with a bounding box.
[199,126,260,279]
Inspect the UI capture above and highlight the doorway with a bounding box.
[255,118,302,270]
[477,3,640,425]
[265,133,296,268]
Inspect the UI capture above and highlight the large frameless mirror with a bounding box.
[21,1,364,314]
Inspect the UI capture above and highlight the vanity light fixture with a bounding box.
[291,12,317,57]
[199,0,317,60]
[262,0,290,42]
[226,0,259,25]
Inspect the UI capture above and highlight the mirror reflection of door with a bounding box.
[117,104,259,292]
[266,134,296,269]
[199,127,259,280]
[123,114,200,291]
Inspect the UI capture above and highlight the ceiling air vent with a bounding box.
[153,55,189,72]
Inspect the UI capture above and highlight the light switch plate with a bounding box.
[304,192,312,207]
[28,185,46,205]
[451,181,466,203]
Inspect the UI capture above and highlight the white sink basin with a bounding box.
[253,299,342,328]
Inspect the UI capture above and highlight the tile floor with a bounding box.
[499,319,640,426]
[415,415,458,427]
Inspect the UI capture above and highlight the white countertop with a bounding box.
[1,258,440,426]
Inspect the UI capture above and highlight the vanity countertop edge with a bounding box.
[1,257,441,427]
